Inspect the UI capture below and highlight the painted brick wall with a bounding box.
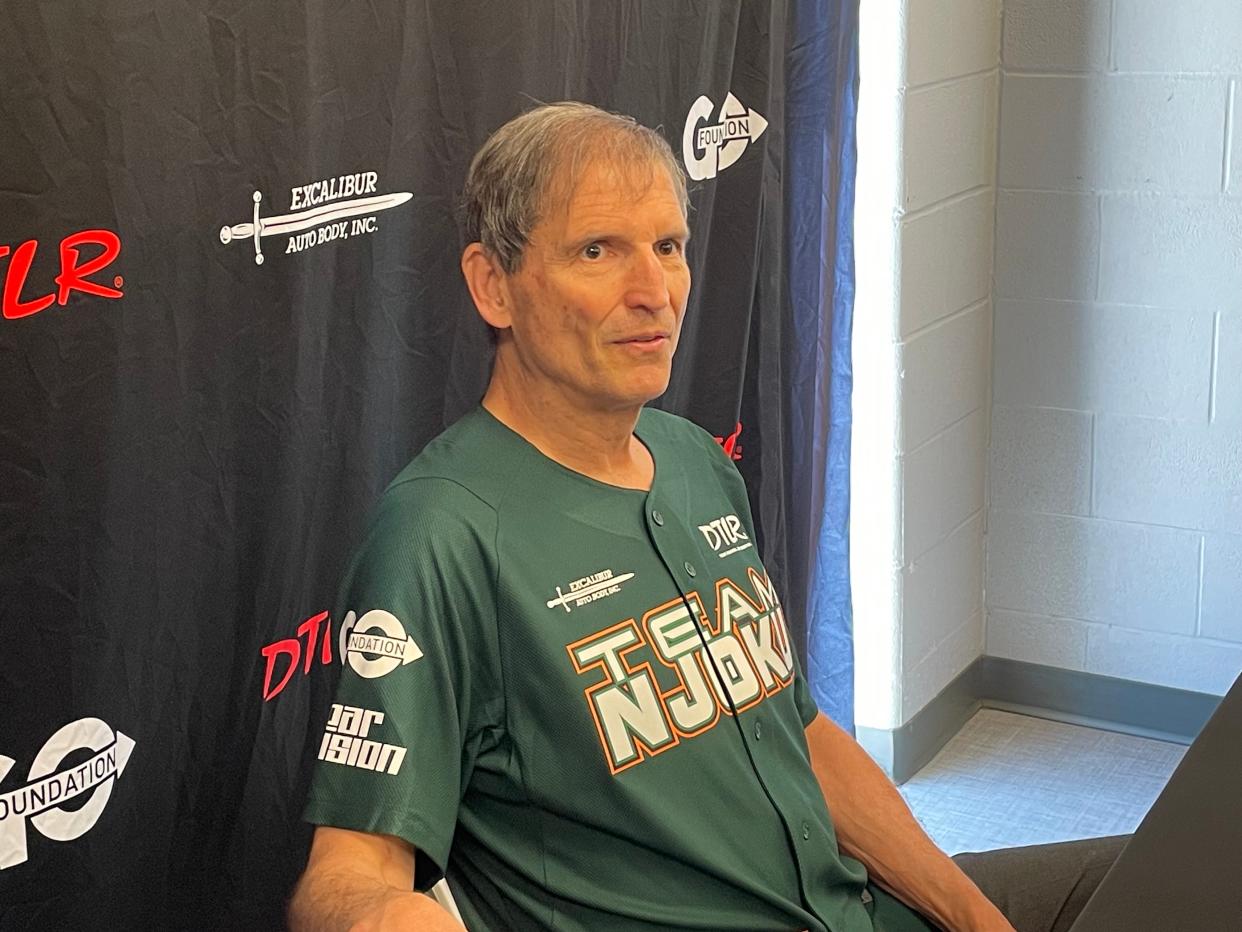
[898,0,1001,721]
[988,0,1242,695]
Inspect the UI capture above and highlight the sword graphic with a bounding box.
[218,189,413,264]
[546,573,636,613]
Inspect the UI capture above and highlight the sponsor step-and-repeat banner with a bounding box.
[0,0,854,926]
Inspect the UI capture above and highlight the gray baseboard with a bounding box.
[857,657,1223,785]
[856,662,981,781]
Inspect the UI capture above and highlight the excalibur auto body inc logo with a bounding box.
[218,171,412,264]
[682,92,769,181]
[546,568,636,613]
[0,717,135,870]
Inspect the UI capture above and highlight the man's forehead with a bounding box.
[545,156,686,230]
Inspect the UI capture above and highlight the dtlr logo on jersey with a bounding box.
[317,704,407,776]
[339,609,423,679]
[698,514,752,558]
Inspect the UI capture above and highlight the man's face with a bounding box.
[499,158,692,414]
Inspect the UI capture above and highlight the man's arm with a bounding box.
[287,826,465,932]
[804,713,1014,932]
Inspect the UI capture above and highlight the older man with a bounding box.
[288,103,1122,932]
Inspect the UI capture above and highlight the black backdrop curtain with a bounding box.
[0,1,856,926]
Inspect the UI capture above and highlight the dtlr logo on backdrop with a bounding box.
[0,230,124,320]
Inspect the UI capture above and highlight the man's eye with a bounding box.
[582,242,604,260]
[657,240,682,256]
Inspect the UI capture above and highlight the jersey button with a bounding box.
[801,821,811,841]
[652,509,664,526]
[753,720,762,740]
[684,561,697,577]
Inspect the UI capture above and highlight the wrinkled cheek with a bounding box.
[554,304,582,334]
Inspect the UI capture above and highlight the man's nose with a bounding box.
[623,248,671,311]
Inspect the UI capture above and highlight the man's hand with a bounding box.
[288,826,466,932]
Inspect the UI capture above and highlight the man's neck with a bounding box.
[481,368,653,491]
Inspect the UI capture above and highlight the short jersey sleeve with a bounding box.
[302,477,499,887]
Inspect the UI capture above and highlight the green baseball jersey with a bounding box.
[304,406,875,931]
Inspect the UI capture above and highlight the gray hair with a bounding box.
[462,101,689,273]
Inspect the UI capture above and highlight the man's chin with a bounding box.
[624,374,673,407]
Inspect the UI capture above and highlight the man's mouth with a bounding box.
[616,333,670,348]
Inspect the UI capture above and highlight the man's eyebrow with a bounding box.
[654,223,691,241]
[562,231,611,250]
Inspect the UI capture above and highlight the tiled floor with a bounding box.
[899,709,1186,855]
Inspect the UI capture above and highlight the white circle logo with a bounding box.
[682,91,769,182]
[338,609,424,679]
[0,717,136,870]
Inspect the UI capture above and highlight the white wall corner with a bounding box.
[852,0,908,731]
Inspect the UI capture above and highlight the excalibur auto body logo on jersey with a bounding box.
[546,568,636,613]
[339,609,424,679]
[682,92,769,181]
[0,717,135,870]
[217,171,412,265]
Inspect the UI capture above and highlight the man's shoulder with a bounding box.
[387,408,513,508]
[349,410,512,559]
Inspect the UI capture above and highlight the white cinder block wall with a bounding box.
[987,0,1242,695]
[854,0,1001,729]
[899,0,1000,722]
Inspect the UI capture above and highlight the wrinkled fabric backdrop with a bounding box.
[0,1,858,926]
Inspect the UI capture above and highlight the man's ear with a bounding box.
[461,243,513,330]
